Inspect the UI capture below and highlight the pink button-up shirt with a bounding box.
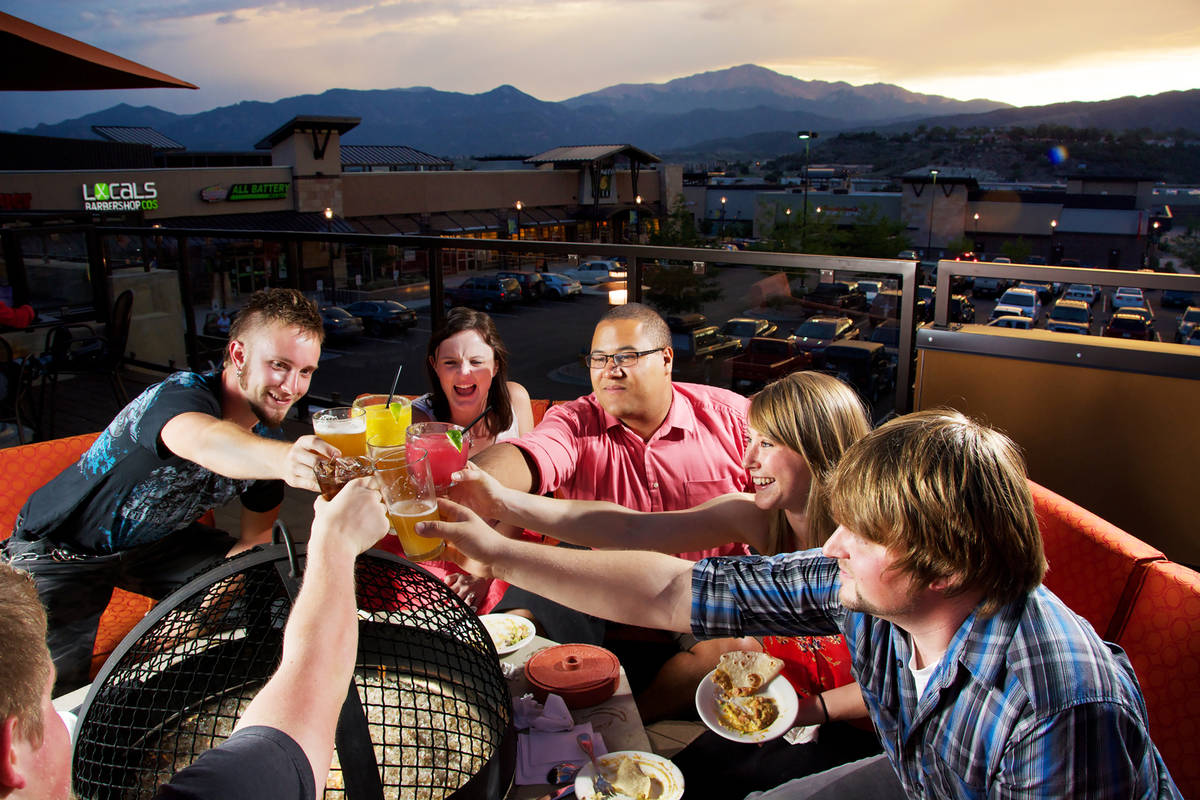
[511,382,752,561]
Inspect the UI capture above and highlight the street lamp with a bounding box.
[514,200,523,240]
[973,212,980,249]
[719,196,727,241]
[925,169,939,260]
[797,131,820,251]
[1049,218,1058,264]
[634,194,642,240]
[1145,219,1161,267]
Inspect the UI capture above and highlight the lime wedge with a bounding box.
[388,402,406,423]
[446,429,464,452]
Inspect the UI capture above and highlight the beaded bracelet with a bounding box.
[815,692,829,725]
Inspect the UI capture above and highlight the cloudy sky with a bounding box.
[3,0,1199,130]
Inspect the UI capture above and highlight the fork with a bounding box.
[576,732,615,796]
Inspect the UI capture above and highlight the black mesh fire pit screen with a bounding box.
[72,541,516,800]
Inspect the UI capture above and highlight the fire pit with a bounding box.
[71,537,515,800]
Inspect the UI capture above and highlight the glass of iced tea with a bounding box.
[374,449,444,562]
[313,455,374,501]
[311,406,367,458]
[405,422,471,493]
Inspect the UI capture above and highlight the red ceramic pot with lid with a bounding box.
[524,644,620,709]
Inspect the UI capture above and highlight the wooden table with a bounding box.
[503,635,650,800]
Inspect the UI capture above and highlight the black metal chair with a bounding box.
[39,289,134,436]
[0,336,42,445]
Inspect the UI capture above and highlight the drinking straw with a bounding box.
[463,404,492,433]
[385,364,403,407]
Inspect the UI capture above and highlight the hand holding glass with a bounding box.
[311,406,367,457]
[313,455,374,501]
[406,422,471,491]
[375,449,444,562]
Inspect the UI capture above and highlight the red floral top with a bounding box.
[762,634,854,697]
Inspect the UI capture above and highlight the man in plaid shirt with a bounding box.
[432,409,1181,798]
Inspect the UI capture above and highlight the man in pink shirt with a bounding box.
[473,302,752,718]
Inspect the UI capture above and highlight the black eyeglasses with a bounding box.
[583,348,665,370]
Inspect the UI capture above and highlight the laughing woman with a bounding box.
[449,371,882,795]
[411,306,535,454]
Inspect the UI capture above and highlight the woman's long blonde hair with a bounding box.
[747,372,871,554]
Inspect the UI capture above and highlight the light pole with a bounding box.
[925,169,939,261]
[1049,218,1057,264]
[719,196,727,241]
[973,212,980,250]
[514,200,523,240]
[634,194,642,241]
[797,131,819,251]
[1145,219,1160,267]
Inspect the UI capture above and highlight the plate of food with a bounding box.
[575,750,684,800]
[695,651,798,743]
[478,613,536,655]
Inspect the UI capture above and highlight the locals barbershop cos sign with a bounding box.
[81,181,158,212]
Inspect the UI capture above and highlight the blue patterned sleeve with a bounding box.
[135,372,222,457]
[690,550,844,639]
[992,701,1182,799]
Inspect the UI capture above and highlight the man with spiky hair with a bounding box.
[4,288,338,694]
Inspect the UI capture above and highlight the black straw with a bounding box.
[385,364,403,407]
[463,404,492,434]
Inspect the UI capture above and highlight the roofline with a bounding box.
[254,115,361,150]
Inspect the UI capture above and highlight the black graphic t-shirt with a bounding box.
[15,370,283,554]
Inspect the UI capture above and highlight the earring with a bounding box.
[236,368,243,378]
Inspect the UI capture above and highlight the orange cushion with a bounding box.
[530,398,550,427]
[0,433,100,537]
[1114,560,1200,799]
[1030,480,1164,639]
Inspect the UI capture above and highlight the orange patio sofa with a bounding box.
[1030,480,1199,798]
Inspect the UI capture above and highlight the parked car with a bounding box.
[994,287,1041,320]
[821,340,895,406]
[1045,299,1093,335]
[1111,287,1146,311]
[1119,305,1155,324]
[721,317,778,350]
[1185,326,1200,346]
[870,289,929,323]
[540,272,582,299]
[1017,280,1055,303]
[987,315,1035,330]
[1102,311,1157,341]
[202,311,232,337]
[495,270,546,301]
[1064,284,1099,305]
[791,315,860,360]
[319,306,364,342]
[946,294,976,323]
[1175,306,1200,343]
[804,281,868,312]
[916,286,935,321]
[1162,289,1196,309]
[444,275,521,311]
[729,336,812,391]
[343,300,417,336]
[869,320,901,363]
[565,259,626,285]
[972,276,1008,299]
[896,250,920,261]
[857,280,883,303]
[671,324,740,362]
[990,256,1012,264]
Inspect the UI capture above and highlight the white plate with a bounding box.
[575,750,684,800]
[478,613,535,655]
[694,668,798,743]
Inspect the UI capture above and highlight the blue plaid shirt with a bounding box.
[692,551,1181,799]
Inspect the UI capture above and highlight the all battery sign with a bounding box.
[82,181,158,211]
[228,183,288,201]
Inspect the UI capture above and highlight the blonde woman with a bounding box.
[451,373,883,788]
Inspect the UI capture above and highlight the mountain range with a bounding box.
[12,64,1197,160]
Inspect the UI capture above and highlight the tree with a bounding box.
[642,262,723,315]
[1000,237,1033,263]
[1161,227,1200,272]
[649,194,702,248]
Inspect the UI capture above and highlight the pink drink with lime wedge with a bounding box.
[405,422,470,491]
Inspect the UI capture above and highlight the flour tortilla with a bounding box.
[711,651,784,697]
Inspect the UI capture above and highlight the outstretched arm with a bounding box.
[470,441,536,493]
[161,412,337,493]
[234,477,389,790]
[425,498,695,632]
[449,462,768,553]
